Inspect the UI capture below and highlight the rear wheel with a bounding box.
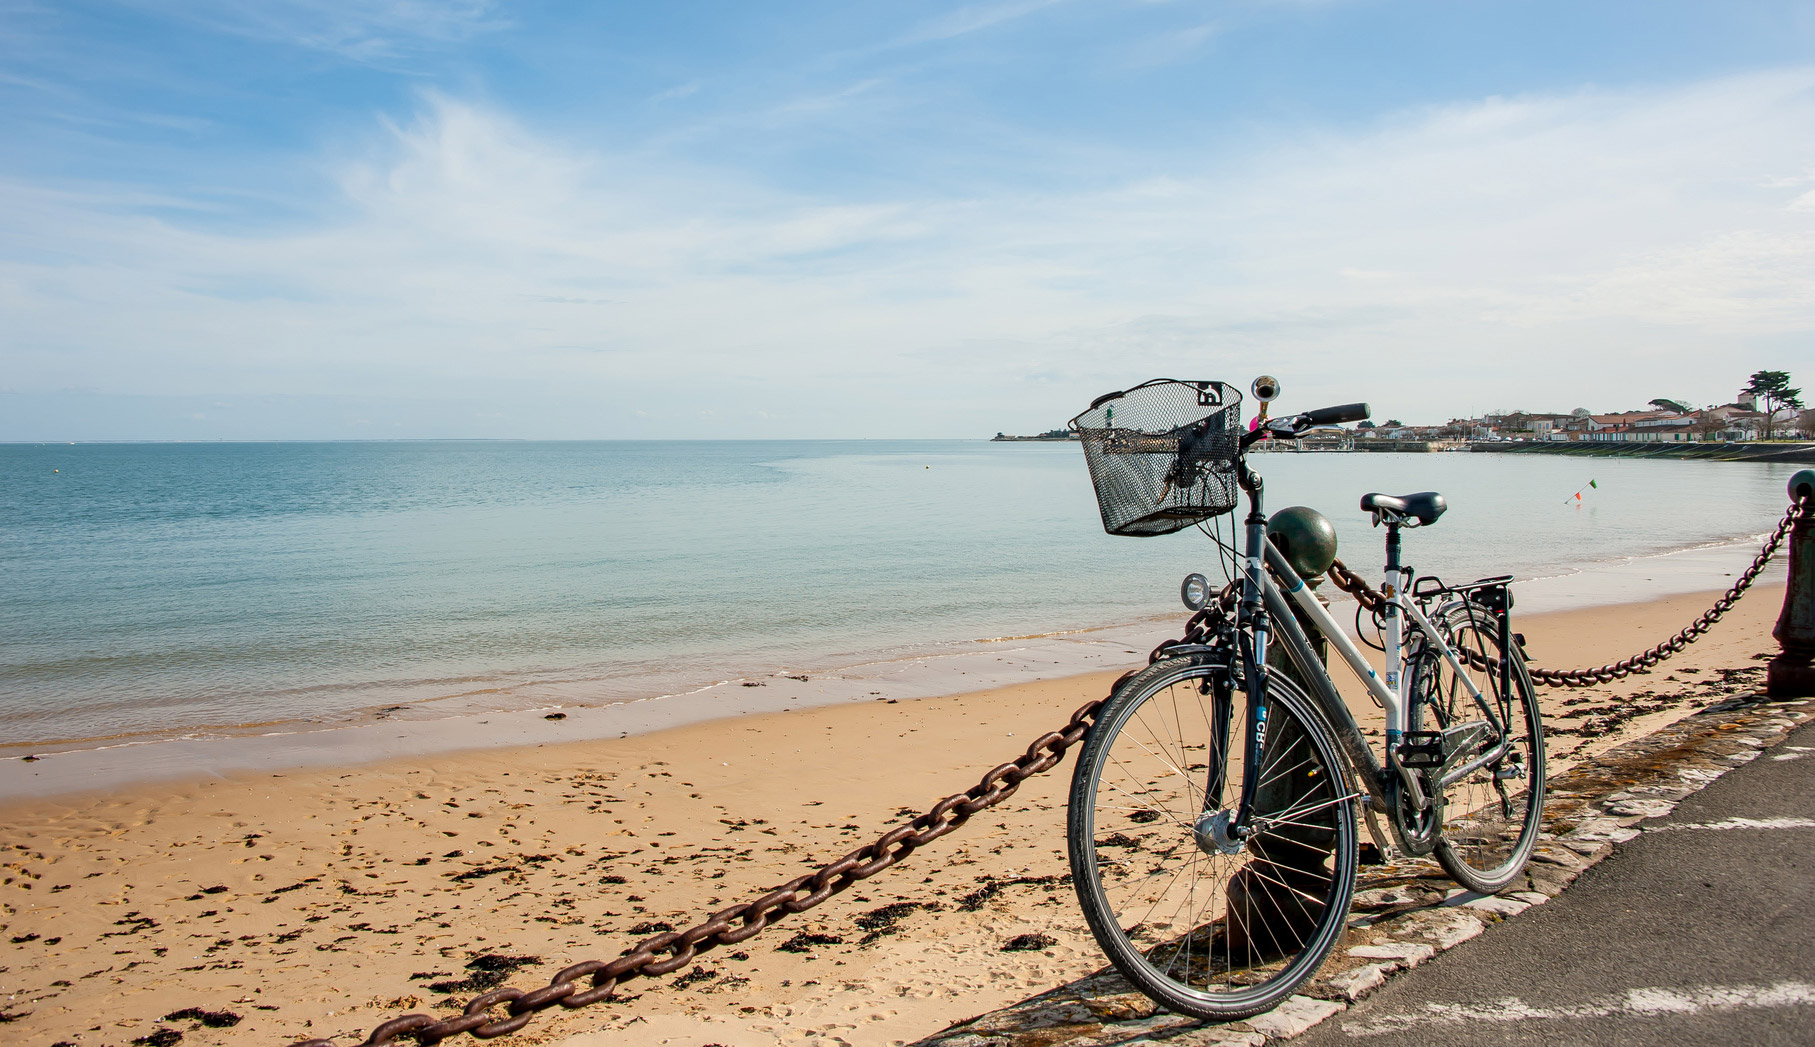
[1069,656,1357,1019]
[1408,603,1546,893]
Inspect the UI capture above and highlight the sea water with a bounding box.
[0,441,1800,748]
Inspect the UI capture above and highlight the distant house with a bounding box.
[1483,411,1573,440]
[1629,419,1697,442]
[1574,409,1677,441]
[1579,404,1770,442]
[1626,413,1697,442]
[1700,403,1767,441]
[1358,402,1791,445]
[1524,414,1574,439]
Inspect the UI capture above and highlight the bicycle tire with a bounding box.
[1068,655,1357,1019]
[1409,602,1546,893]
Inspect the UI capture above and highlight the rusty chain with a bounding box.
[288,696,1110,1047]
[1324,500,1804,687]
[286,500,1802,1046]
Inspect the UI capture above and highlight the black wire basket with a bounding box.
[1069,379,1243,537]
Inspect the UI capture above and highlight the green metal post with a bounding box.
[1767,469,1815,697]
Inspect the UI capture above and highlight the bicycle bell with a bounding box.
[1251,375,1281,403]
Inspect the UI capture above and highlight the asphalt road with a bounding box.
[1296,716,1815,1047]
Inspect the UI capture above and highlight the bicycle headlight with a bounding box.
[1181,573,1212,611]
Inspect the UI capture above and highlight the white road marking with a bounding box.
[1773,746,1811,762]
[1342,981,1815,1036]
[1648,816,1815,833]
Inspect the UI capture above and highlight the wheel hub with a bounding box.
[1193,809,1246,856]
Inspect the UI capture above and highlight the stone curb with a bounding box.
[910,692,1815,1047]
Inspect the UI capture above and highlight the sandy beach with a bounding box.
[0,584,1784,1047]
[8,6,1808,1046]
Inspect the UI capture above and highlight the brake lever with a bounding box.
[1240,416,1305,450]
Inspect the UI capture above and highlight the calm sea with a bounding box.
[1,441,1800,748]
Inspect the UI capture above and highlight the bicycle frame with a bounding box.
[1263,545,1515,808]
[1221,468,1516,831]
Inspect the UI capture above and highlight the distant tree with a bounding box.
[1384,419,1404,427]
[1745,370,1804,439]
[1356,420,1375,430]
[1649,398,1692,414]
[1571,407,1592,418]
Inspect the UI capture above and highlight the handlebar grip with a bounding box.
[1300,402,1370,427]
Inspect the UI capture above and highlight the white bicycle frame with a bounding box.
[1262,553,1503,808]
[1275,569,1486,733]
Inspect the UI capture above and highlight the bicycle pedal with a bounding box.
[1396,731,1445,769]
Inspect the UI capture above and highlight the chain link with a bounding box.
[287,697,1107,1047]
[285,498,1803,1046]
[1323,500,1804,687]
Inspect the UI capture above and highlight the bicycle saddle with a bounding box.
[1361,491,1447,526]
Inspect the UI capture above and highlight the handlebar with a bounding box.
[1300,402,1370,427]
[1238,401,1372,450]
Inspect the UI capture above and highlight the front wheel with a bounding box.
[1069,656,1357,1019]
[1409,603,1546,893]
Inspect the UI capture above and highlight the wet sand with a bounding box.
[0,585,1784,1047]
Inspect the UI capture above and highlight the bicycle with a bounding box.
[1065,378,1545,1019]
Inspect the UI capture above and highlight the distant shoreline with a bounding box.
[1471,439,1815,464]
[989,432,1815,463]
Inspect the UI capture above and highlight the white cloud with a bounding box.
[135,0,506,61]
[4,70,1815,438]
[651,81,703,104]
[1114,20,1220,68]
[898,0,1071,45]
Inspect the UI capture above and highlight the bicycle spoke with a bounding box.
[1103,748,1193,825]
[1407,604,1545,893]
[1095,770,1194,830]
[1074,658,1357,1018]
[1262,790,1358,829]
[1119,721,1202,799]
[1255,739,1313,792]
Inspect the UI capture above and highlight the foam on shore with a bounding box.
[0,529,1787,801]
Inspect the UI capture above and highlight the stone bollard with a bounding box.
[1767,469,1815,697]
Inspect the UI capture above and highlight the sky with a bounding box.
[2,1,1814,440]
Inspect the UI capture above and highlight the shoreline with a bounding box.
[0,581,1785,1047]
[0,616,1185,800]
[0,530,1786,802]
[1474,440,1815,464]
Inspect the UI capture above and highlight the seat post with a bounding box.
[1379,518,1407,736]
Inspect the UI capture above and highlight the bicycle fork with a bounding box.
[1223,473,1273,842]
